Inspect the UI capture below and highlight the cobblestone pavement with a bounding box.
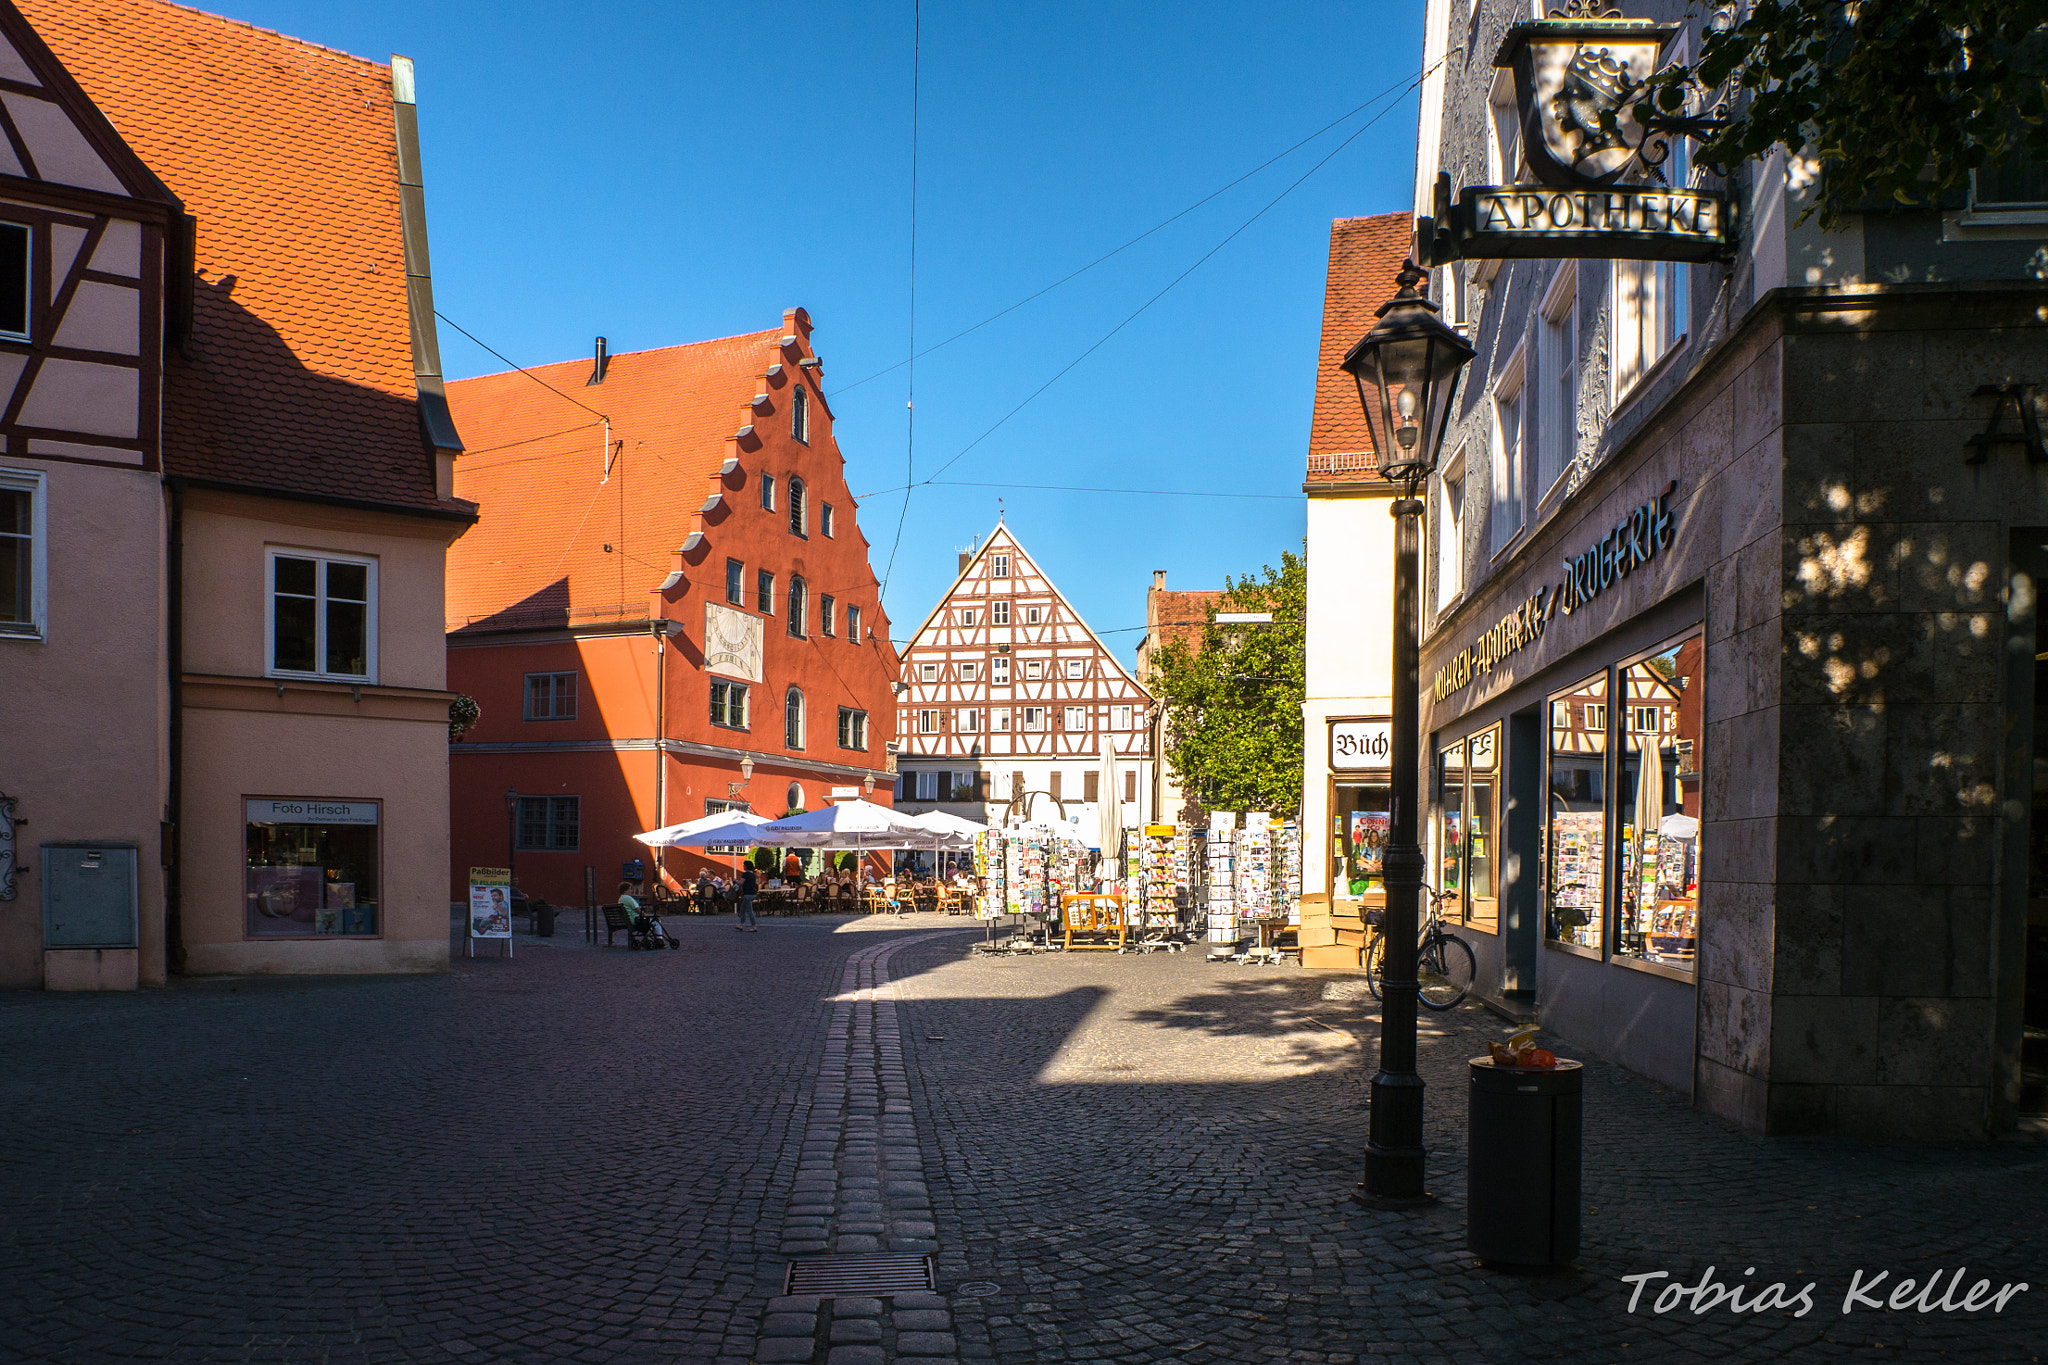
[3,913,2042,1364]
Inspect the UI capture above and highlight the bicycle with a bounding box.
[1365,885,1477,1011]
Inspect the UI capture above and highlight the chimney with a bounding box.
[1152,569,1166,591]
[588,336,609,386]
[958,552,972,574]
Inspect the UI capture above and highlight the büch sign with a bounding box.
[1330,719,1393,771]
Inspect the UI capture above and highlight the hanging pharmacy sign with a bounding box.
[1433,480,1681,701]
[1416,3,1731,267]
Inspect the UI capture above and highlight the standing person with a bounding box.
[782,849,803,885]
[738,863,759,932]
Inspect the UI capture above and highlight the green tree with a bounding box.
[1643,0,2047,227]
[1149,550,1306,817]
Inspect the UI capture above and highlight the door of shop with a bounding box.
[2023,651,2048,1121]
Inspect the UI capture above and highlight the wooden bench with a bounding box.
[601,903,637,946]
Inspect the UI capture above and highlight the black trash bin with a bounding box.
[1467,1056,1582,1268]
[534,903,556,938]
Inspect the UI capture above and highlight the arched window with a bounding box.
[791,384,810,444]
[786,782,804,813]
[789,476,807,537]
[785,687,805,751]
[787,575,808,637]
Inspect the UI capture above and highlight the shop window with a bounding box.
[1334,783,1392,899]
[791,384,810,444]
[992,600,1010,626]
[1547,669,1609,951]
[515,795,580,851]
[787,576,807,636]
[991,553,1010,578]
[268,549,376,681]
[821,594,836,636]
[523,671,577,720]
[1616,632,1704,971]
[785,688,805,750]
[725,557,745,606]
[847,604,861,642]
[789,477,807,537]
[1436,725,1499,933]
[710,680,748,729]
[838,706,868,751]
[757,569,774,615]
[245,798,379,937]
[0,466,44,638]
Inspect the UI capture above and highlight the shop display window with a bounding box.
[1547,670,1608,950]
[1435,725,1500,932]
[1616,632,1703,970]
[1332,783,1391,900]
[245,798,379,938]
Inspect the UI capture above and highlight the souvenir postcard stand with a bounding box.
[1061,891,1130,950]
[1234,813,1275,921]
[1205,811,1240,953]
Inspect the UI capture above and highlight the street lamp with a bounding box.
[503,788,519,893]
[1339,260,1475,1206]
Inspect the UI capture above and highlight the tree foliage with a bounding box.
[1643,0,2048,228]
[1148,550,1306,818]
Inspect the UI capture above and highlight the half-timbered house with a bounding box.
[894,521,1151,846]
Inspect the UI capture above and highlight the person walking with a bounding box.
[737,863,759,932]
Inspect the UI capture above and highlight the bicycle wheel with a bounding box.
[1364,932,1385,1001]
[1416,931,1476,1011]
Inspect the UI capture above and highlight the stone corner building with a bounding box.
[1411,0,2048,1138]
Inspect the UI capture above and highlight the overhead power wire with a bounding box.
[878,0,920,598]
[915,71,1428,488]
[854,478,1298,501]
[833,66,1435,397]
[436,310,609,423]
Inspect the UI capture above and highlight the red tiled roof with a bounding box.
[444,328,781,630]
[1306,212,1411,482]
[22,0,445,511]
[1151,589,1222,656]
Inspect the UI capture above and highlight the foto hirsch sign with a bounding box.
[1417,6,1731,266]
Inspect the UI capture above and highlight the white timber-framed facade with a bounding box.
[895,521,1152,845]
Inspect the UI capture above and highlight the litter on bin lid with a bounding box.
[1486,1039,1558,1069]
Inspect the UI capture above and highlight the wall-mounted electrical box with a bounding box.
[42,843,139,949]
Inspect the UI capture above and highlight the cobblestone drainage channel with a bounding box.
[785,1253,935,1296]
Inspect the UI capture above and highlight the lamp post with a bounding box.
[1339,260,1475,1206]
[504,788,519,893]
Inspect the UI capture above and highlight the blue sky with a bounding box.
[213,1,1422,659]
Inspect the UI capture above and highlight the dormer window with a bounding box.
[791,384,811,444]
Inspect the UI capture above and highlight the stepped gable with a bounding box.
[1307,211,1412,483]
[22,0,451,512]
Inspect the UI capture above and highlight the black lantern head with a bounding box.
[1339,261,1476,487]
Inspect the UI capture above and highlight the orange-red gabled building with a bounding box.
[444,310,899,904]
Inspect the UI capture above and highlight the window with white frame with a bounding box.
[992,656,1010,684]
[994,706,1011,731]
[1112,704,1133,730]
[960,661,977,682]
[838,706,868,750]
[1437,450,1465,611]
[0,466,45,638]
[1021,706,1044,730]
[785,687,806,749]
[1611,257,1689,401]
[960,708,980,733]
[1536,266,1578,499]
[1064,706,1086,732]
[992,600,1010,626]
[0,222,28,342]
[1487,68,1521,182]
[787,576,807,637]
[1025,659,1042,680]
[523,671,577,720]
[1436,259,1467,329]
[990,553,1010,578]
[1973,147,2048,211]
[820,594,836,636]
[1490,351,1526,555]
[791,384,811,444]
[725,557,744,606]
[757,568,774,615]
[760,473,775,511]
[920,662,938,683]
[847,604,861,642]
[1026,605,1042,625]
[268,549,376,681]
[710,679,749,729]
[960,608,976,626]
[918,708,939,733]
[820,501,834,537]
[1064,658,1083,680]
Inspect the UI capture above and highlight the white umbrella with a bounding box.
[907,809,985,847]
[635,810,772,848]
[759,798,928,849]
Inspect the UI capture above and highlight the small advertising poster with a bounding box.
[469,867,513,940]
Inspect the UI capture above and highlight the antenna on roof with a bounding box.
[588,336,609,386]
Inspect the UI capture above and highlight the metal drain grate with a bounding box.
[784,1253,935,1297]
